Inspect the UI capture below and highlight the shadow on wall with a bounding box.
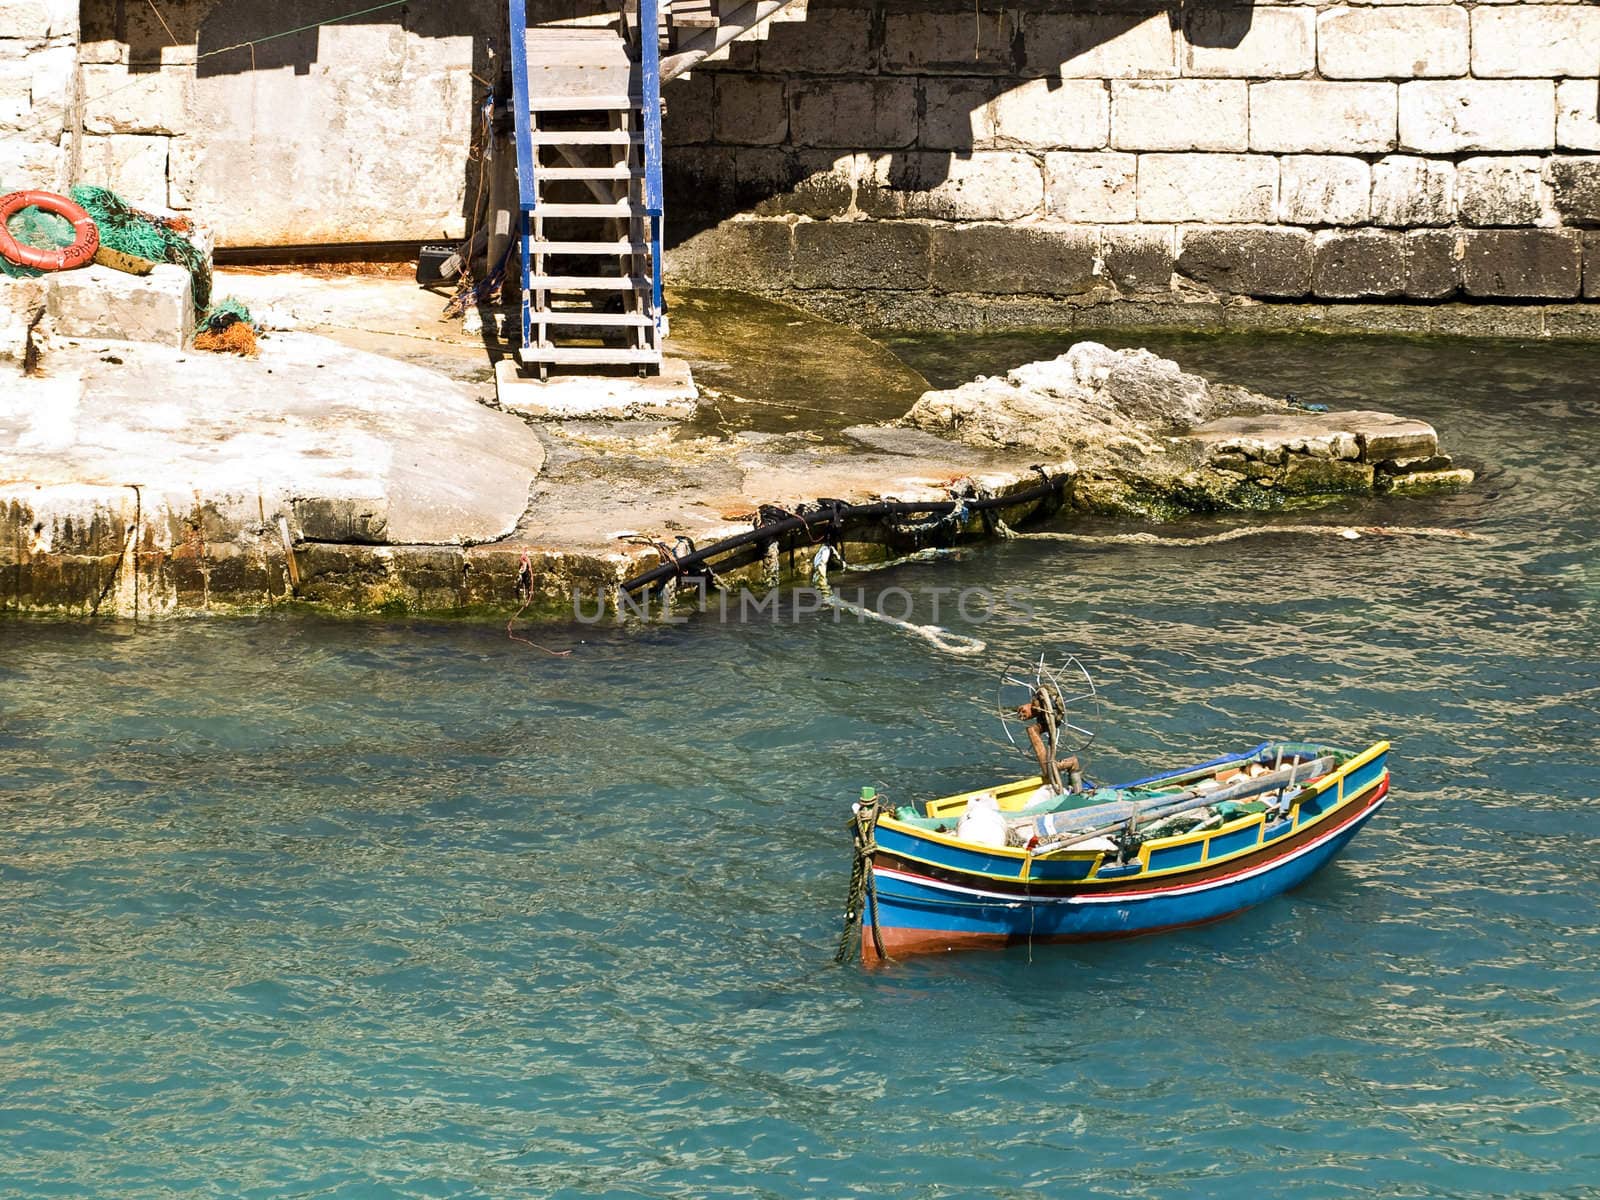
[75,0,1253,241]
[662,0,1256,247]
[85,0,500,75]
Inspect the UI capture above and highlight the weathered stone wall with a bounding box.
[662,0,1600,318]
[5,0,1598,318]
[7,1,497,245]
[1,1,78,190]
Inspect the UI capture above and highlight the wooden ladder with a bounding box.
[510,16,665,379]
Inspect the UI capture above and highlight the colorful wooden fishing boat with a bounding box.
[847,737,1390,962]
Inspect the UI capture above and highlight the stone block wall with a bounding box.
[9,0,495,245]
[663,0,1600,316]
[0,1,78,191]
[5,0,1598,320]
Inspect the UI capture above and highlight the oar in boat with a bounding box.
[1021,755,1337,858]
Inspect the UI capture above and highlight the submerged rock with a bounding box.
[902,342,1471,518]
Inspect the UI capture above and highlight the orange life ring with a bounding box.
[0,190,99,272]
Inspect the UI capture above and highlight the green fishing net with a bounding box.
[69,184,212,313]
[0,207,74,279]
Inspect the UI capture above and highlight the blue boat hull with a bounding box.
[863,742,1389,959]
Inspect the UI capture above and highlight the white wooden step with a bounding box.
[519,346,662,365]
[528,94,638,111]
[529,130,643,145]
[532,311,655,327]
[528,274,651,290]
[535,165,637,181]
[528,239,648,255]
[535,201,632,217]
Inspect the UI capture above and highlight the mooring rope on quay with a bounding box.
[614,474,1488,657]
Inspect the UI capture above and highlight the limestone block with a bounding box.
[1399,81,1555,153]
[24,42,74,132]
[0,131,67,190]
[1280,156,1370,226]
[0,0,64,40]
[859,151,1043,222]
[930,225,1099,296]
[1110,80,1246,152]
[1045,151,1137,222]
[1138,154,1277,223]
[1281,457,1374,496]
[790,79,917,149]
[1382,468,1472,497]
[0,68,29,130]
[45,264,193,348]
[1185,8,1315,78]
[1103,226,1175,293]
[1316,6,1468,79]
[883,10,1017,75]
[1346,413,1439,463]
[81,65,192,135]
[1176,227,1313,298]
[1250,82,1397,154]
[664,220,794,289]
[739,150,859,219]
[75,133,171,212]
[114,0,200,66]
[990,79,1108,151]
[1370,156,1455,226]
[1471,6,1600,78]
[0,277,46,365]
[793,222,931,290]
[1585,232,1600,299]
[1548,158,1600,226]
[1025,11,1177,79]
[1461,229,1580,298]
[1456,157,1545,227]
[1403,229,1460,298]
[663,73,713,145]
[759,7,873,74]
[714,75,787,145]
[1557,81,1600,153]
[921,78,997,150]
[1312,230,1404,298]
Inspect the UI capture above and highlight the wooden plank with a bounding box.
[518,345,663,365]
[534,201,631,217]
[527,274,651,289]
[528,95,638,111]
[528,130,642,145]
[535,165,637,181]
[526,239,648,254]
[533,311,656,327]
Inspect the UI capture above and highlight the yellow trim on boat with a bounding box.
[875,741,1390,885]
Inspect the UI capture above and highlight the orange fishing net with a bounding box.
[194,321,259,356]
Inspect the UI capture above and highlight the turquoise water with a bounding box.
[4,332,1598,1198]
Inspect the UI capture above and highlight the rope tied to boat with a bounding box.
[836,790,886,964]
[811,542,986,658]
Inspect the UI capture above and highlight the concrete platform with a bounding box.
[494,356,698,418]
[1,331,545,615]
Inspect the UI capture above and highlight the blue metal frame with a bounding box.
[507,0,535,352]
[637,0,666,332]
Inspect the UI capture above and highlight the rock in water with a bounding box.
[903,342,1280,458]
[901,341,1471,517]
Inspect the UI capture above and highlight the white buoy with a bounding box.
[956,793,1008,848]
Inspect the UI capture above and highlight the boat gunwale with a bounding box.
[873,739,1391,882]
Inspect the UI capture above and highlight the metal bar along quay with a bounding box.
[619,474,1068,594]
